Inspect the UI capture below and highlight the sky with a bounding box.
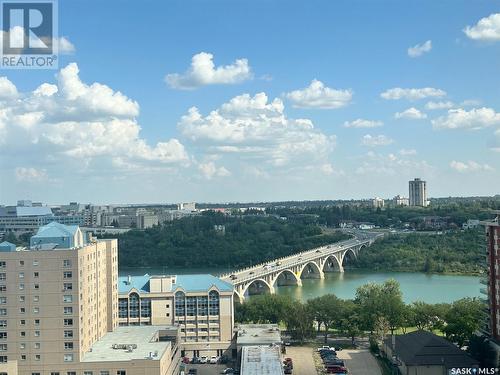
[0,0,499,204]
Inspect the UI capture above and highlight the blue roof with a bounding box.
[118,274,233,294]
[32,221,79,238]
[0,241,16,252]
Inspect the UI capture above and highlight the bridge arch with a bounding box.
[323,254,343,272]
[272,269,302,288]
[241,278,274,297]
[341,248,358,267]
[299,261,324,279]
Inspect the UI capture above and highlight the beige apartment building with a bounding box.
[117,274,235,359]
[0,222,181,375]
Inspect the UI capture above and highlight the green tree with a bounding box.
[284,303,315,343]
[338,299,361,345]
[442,298,482,347]
[307,294,342,343]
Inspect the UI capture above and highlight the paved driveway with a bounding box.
[337,349,381,375]
[285,346,317,375]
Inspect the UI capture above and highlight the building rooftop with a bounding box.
[0,206,53,217]
[118,274,234,294]
[237,324,282,346]
[0,241,16,252]
[384,330,479,367]
[81,325,177,362]
[240,345,284,375]
[32,221,79,238]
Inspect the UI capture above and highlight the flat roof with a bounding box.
[81,326,176,362]
[240,345,284,375]
[237,324,281,346]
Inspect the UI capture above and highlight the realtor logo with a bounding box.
[1,0,58,69]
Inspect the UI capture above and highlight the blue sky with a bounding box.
[0,0,499,204]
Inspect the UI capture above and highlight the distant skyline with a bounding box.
[1,1,499,204]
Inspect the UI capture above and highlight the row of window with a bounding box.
[0,259,72,268]
[24,372,126,375]
[175,291,220,316]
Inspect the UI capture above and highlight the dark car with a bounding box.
[284,367,293,374]
[191,357,200,364]
[188,369,198,375]
[325,365,348,373]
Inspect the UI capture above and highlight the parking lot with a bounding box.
[182,363,235,375]
[285,346,316,375]
[337,349,381,375]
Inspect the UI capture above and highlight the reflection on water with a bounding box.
[119,267,481,304]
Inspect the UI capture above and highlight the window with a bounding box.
[64,342,73,350]
[0,274,5,281]
[63,295,73,303]
[51,373,61,375]
[117,371,126,375]
[0,356,7,363]
[34,343,40,349]
[19,307,25,314]
[63,260,71,267]
[33,295,39,302]
[64,353,73,362]
[33,307,40,314]
[63,271,72,279]
[34,284,39,290]
[0,321,6,328]
[34,319,40,326]
[209,290,220,315]
[118,298,128,318]
[67,373,76,375]
[20,331,25,337]
[186,296,197,316]
[64,330,73,338]
[0,286,5,292]
[20,320,25,325]
[100,372,110,375]
[0,298,5,305]
[0,344,7,351]
[33,272,39,278]
[20,343,25,349]
[19,283,24,290]
[19,272,24,279]
[175,291,185,316]
[33,260,39,266]
[63,283,72,291]
[34,330,40,337]
[19,296,25,302]
[0,262,5,269]
[0,309,6,316]
[129,293,139,318]
[35,354,40,361]
[140,298,151,318]
[32,373,40,375]
[19,260,24,266]
[84,372,93,375]
[64,319,73,326]
[20,354,26,360]
[64,307,73,315]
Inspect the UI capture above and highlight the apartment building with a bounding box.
[118,274,234,358]
[0,222,180,375]
[408,178,428,207]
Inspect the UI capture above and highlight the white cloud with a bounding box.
[355,151,433,176]
[57,36,76,54]
[399,148,417,156]
[179,92,337,170]
[343,119,383,128]
[0,63,190,175]
[15,167,48,182]
[464,13,500,41]
[450,160,494,173]
[408,40,432,57]
[432,107,500,130]
[425,101,454,110]
[381,87,446,100]
[361,134,394,147]
[165,52,252,90]
[285,79,353,109]
[394,107,427,120]
[198,162,231,179]
[0,77,18,99]
[461,99,481,107]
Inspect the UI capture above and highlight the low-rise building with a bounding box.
[240,345,283,375]
[118,274,234,358]
[382,331,478,375]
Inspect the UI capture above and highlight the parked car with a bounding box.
[199,356,208,364]
[230,274,237,280]
[221,369,234,374]
[188,369,198,375]
[219,355,229,364]
[209,355,219,364]
[191,356,200,364]
[182,357,190,364]
[317,346,335,351]
[325,365,348,373]
[284,367,293,374]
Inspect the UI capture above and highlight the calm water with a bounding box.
[119,267,481,304]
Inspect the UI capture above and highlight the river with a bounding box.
[119,267,481,304]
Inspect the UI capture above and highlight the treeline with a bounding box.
[112,213,350,268]
[268,199,500,228]
[236,280,492,365]
[354,229,485,274]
